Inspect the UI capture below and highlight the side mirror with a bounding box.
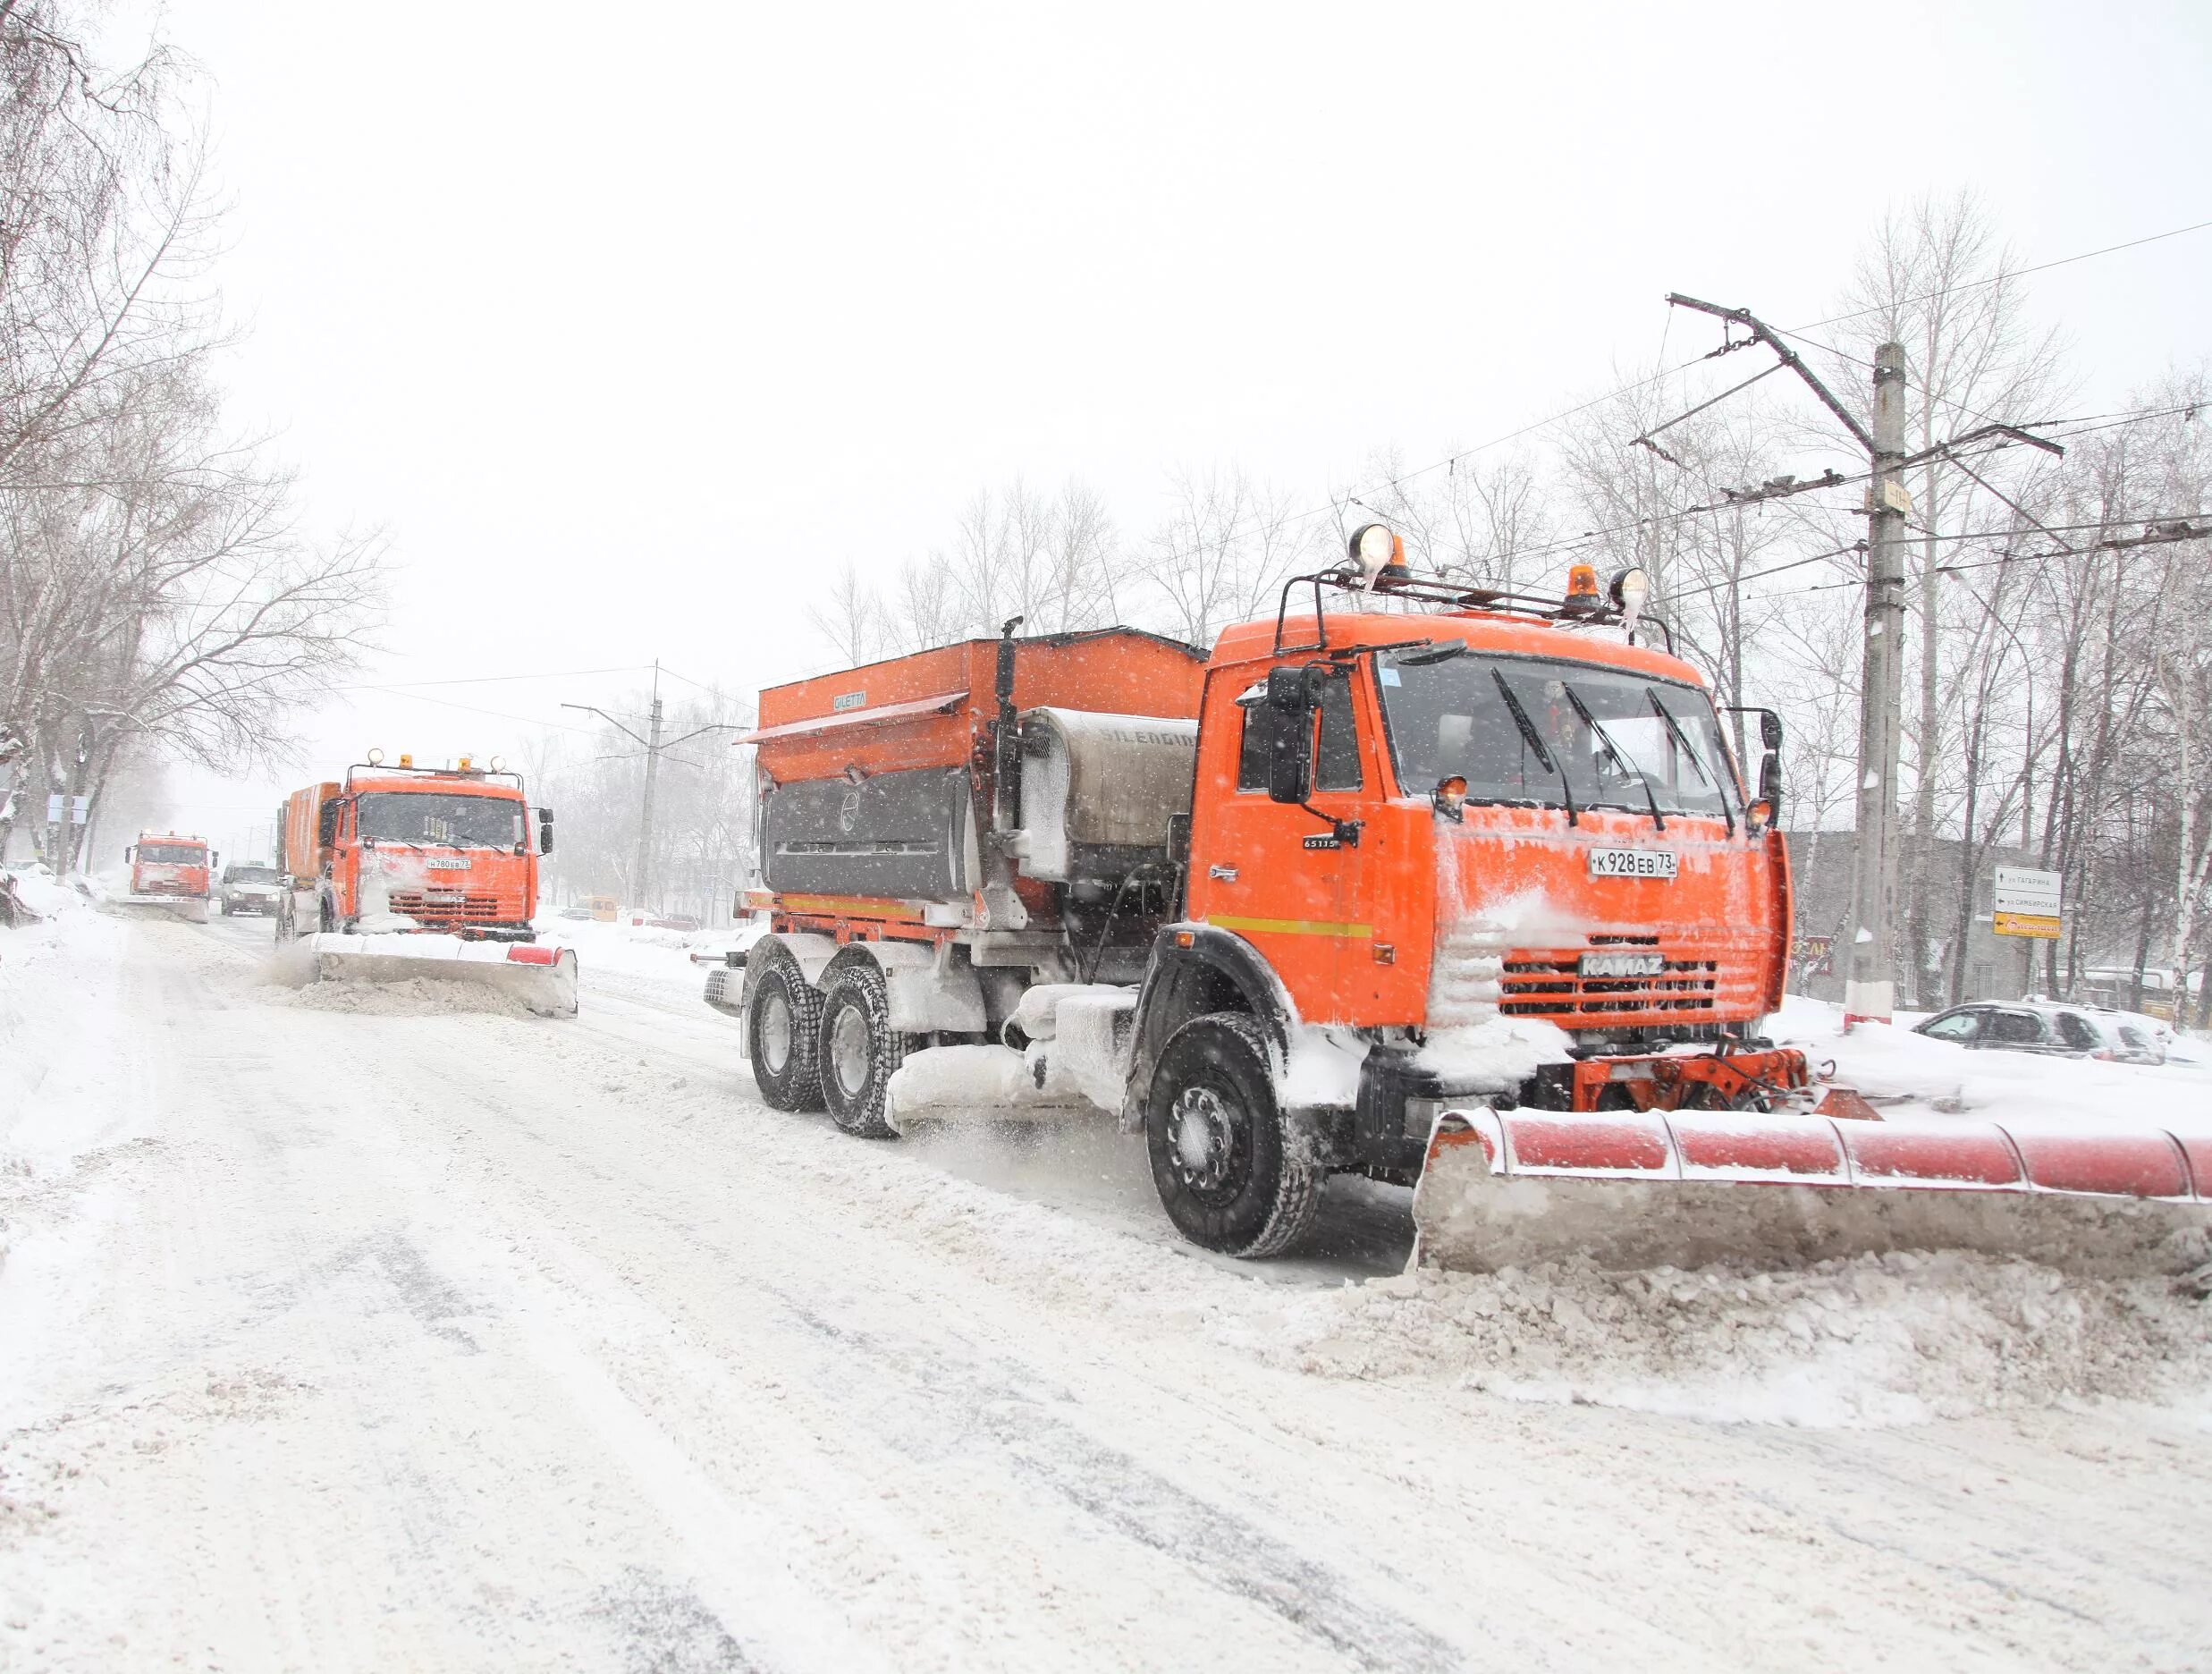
[537,811,555,856]
[1760,711,1783,751]
[317,801,341,847]
[123,845,134,862]
[1748,753,1783,833]
[1264,666,1323,805]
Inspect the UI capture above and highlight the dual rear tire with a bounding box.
[745,947,916,1139]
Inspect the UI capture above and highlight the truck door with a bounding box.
[1189,665,1372,1027]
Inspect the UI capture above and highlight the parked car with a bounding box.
[217,863,283,917]
[1912,1000,2168,1066]
[556,904,595,920]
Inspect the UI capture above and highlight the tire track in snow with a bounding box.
[779,1301,1464,1674]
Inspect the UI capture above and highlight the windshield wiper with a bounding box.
[1646,689,1732,837]
[1390,640,1467,668]
[1562,682,1665,832]
[1490,669,1578,826]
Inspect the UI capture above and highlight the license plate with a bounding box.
[426,858,469,871]
[1580,951,1666,978]
[1587,849,1677,880]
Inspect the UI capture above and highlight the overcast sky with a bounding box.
[122,0,2212,858]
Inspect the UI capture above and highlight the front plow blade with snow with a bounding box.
[1411,1108,2212,1277]
[108,894,211,923]
[295,933,578,1016]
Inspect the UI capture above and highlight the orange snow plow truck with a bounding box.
[117,832,215,922]
[711,528,2211,1270]
[274,753,577,1015]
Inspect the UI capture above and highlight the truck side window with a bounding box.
[1314,678,1363,792]
[1237,701,1283,791]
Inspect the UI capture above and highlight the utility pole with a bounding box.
[1663,294,1913,1025]
[562,661,743,916]
[1845,342,1910,1026]
[635,662,665,910]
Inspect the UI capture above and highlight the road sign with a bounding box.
[1993,910,2062,939]
[46,793,89,824]
[1994,867,2061,917]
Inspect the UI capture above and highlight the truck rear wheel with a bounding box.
[816,960,913,1140]
[1145,1012,1323,1258]
[747,944,825,1112]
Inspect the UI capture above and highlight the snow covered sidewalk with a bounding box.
[3,907,2211,1671]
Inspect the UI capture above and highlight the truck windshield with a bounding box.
[356,791,522,850]
[138,842,205,864]
[1375,648,1742,819]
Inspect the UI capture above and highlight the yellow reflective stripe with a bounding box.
[1207,913,1373,940]
[779,894,908,916]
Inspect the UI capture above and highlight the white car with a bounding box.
[218,863,283,917]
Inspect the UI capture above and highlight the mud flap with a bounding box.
[1411,1108,2212,1277]
[291,933,579,1016]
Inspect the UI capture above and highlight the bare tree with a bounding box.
[1142,464,1310,649]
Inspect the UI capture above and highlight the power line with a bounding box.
[1788,216,2212,334]
[328,662,655,696]
[377,687,599,735]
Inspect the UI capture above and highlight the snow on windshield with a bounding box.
[357,790,522,850]
[1378,649,1742,820]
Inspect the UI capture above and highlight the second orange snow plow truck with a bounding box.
[712,528,2210,1266]
[118,832,215,921]
[275,752,577,1015]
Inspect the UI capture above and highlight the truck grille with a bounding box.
[388,891,511,927]
[1501,955,1720,1015]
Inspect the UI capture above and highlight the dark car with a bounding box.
[1912,1001,2166,1065]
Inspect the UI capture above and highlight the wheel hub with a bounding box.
[1169,1086,1240,1196]
[759,988,792,1073]
[831,1005,872,1096]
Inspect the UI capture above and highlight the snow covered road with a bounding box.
[4,911,2212,1672]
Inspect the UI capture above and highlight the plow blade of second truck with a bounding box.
[108,894,212,923]
[291,933,578,1016]
[1411,1108,2212,1278]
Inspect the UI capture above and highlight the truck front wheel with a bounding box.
[816,960,914,1140]
[1145,1012,1324,1258]
[747,944,825,1112]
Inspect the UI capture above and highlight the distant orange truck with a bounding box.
[120,832,215,922]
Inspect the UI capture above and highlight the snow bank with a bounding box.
[1254,1251,2212,1428]
[1776,993,2212,1135]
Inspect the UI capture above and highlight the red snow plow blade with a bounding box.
[1412,1108,2212,1276]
